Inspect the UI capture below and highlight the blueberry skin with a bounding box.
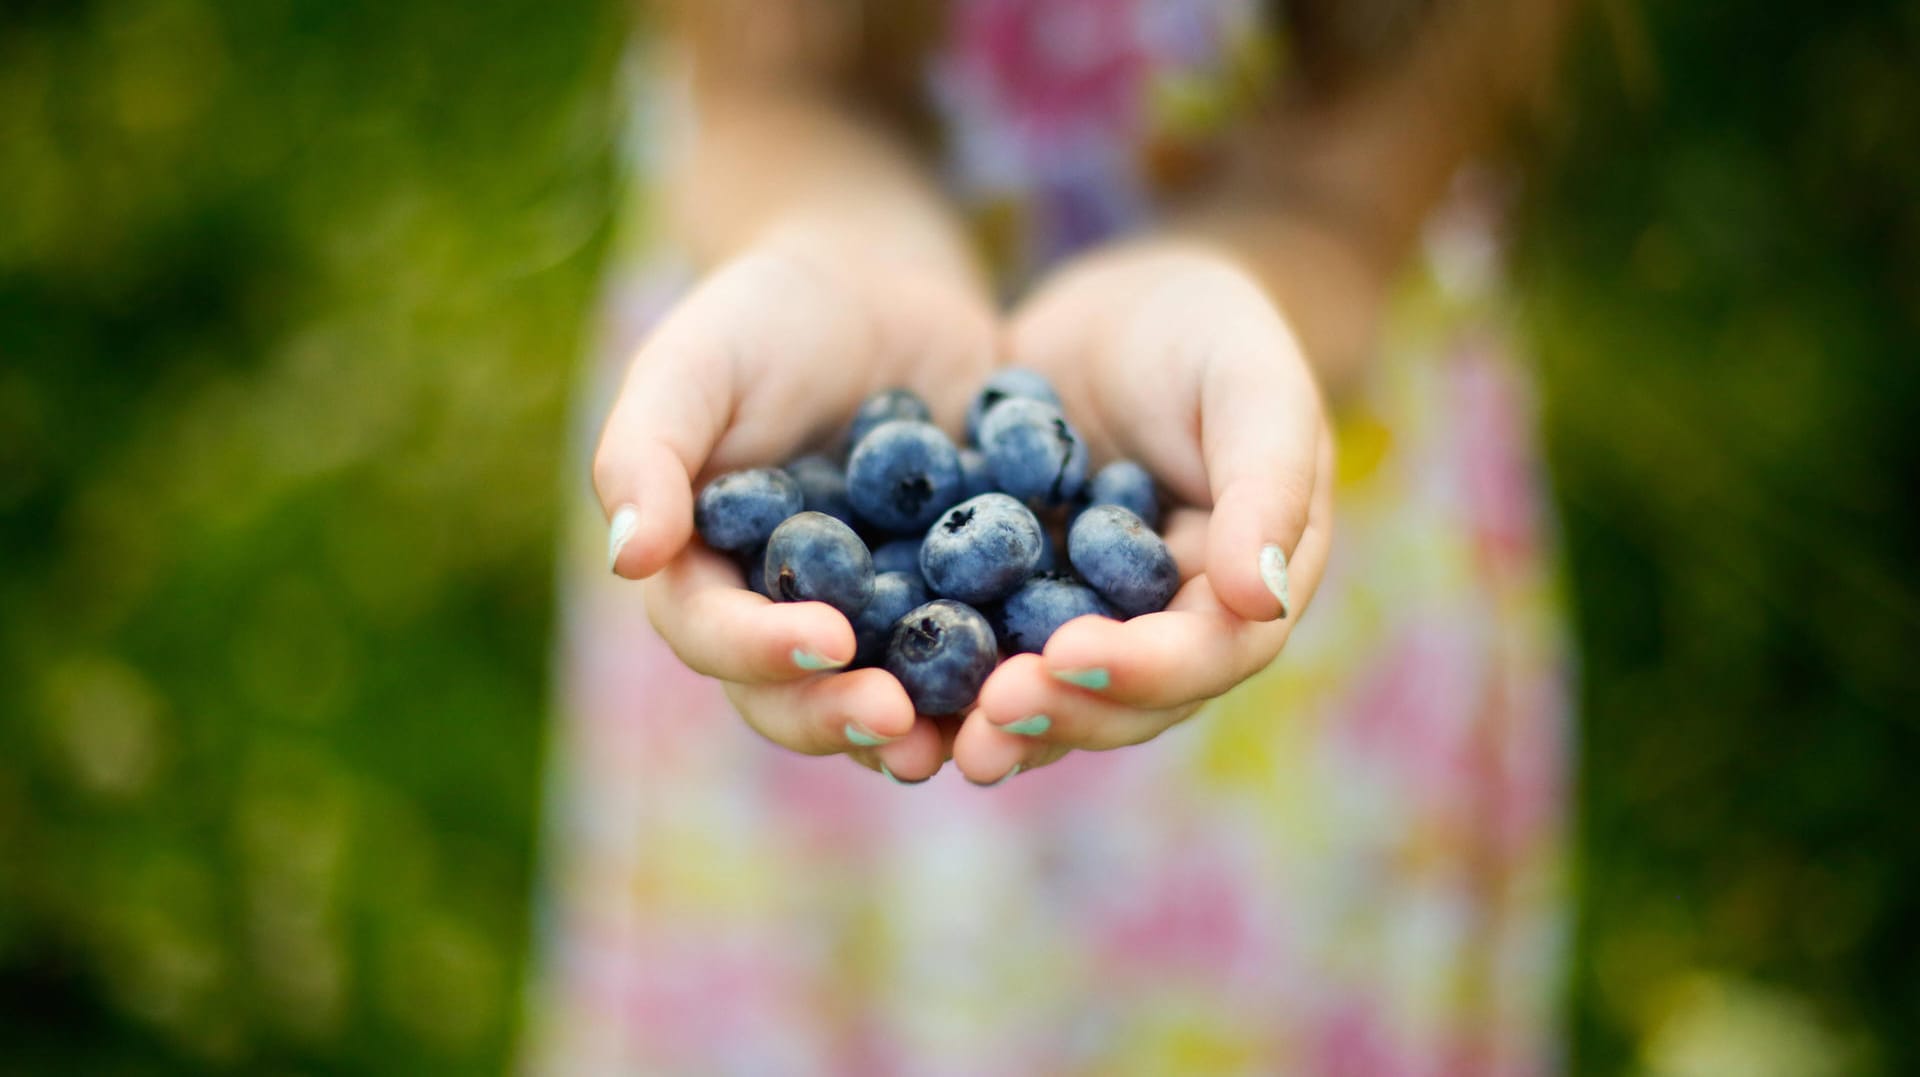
[695,467,805,552]
[846,420,966,533]
[1067,504,1180,618]
[1085,459,1160,529]
[994,575,1114,654]
[919,493,1045,606]
[884,599,999,715]
[762,511,875,618]
[957,448,995,500]
[739,545,772,597]
[966,367,1061,445]
[852,571,930,667]
[785,453,857,527]
[848,388,933,449]
[869,537,924,581]
[978,397,1089,506]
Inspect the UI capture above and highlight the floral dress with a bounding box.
[525,2,1573,1073]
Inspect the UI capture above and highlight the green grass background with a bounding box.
[0,1,1914,1073]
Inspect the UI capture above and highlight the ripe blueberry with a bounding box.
[694,467,804,552]
[958,447,995,500]
[762,511,875,618]
[994,574,1114,654]
[852,571,930,668]
[978,397,1088,506]
[739,544,772,597]
[848,387,932,449]
[846,420,965,533]
[884,599,998,715]
[966,367,1061,446]
[1067,504,1179,618]
[785,453,858,528]
[1085,459,1160,529]
[918,493,1045,606]
[869,537,924,582]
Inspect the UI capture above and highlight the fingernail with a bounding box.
[793,649,847,672]
[1002,715,1052,736]
[970,764,1022,788]
[606,505,640,573]
[844,721,892,747]
[1260,543,1291,619]
[1052,667,1109,691]
[880,761,929,786]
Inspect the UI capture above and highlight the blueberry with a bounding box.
[695,467,804,552]
[1085,459,1160,529]
[870,537,924,581]
[884,599,998,715]
[785,453,857,527]
[919,493,1045,605]
[852,571,930,667]
[739,545,772,597]
[958,447,995,500]
[994,575,1114,654]
[848,388,932,448]
[966,367,1061,445]
[762,511,874,618]
[978,397,1088,506]
[846,420,965,533]
[1067,504,1179,618]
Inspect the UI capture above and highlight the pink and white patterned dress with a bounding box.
[526,2,1573,1073]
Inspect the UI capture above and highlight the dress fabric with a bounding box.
[525,2,1573,1073]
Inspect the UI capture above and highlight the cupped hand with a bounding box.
[952,242,1336,784]
[593,232,996,781]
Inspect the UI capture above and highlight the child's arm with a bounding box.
[595,2,992,781]
[644,0,980,288]
[1178,0,1574,394]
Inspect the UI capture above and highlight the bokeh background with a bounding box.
[0,1,1914,1074]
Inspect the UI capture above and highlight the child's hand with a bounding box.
[595,232,996,781]
[952,243,1335,784]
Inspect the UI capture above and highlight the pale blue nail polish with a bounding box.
[1003,715,1052,736]
[1053,667,1109,691]
[793,648,844,672]
[880,762,928,786]
[845,721,889,747]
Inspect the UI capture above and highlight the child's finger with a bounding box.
[726,667,918,757]
[642,547,857,683]
[950,711,1075,785]
[1038,520,1329,709]
[863,718,949,784]
[1199,332,1327,624]
[972,654,1178,753]
[593,328,730,581]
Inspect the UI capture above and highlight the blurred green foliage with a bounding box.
[1,0,1916,1074]
[1522,1,1920,1073]
[0,0,624,1072]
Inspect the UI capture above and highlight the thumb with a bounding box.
[592,325,730,580]
[1200,328,1326,623]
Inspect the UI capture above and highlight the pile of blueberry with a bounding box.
[694,370,1178,716]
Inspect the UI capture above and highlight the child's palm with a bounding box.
[595,246,996,779]
[953,246,1335,782]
